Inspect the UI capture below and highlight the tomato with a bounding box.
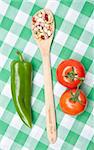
[56,59,85,89]
[60,89,87,115]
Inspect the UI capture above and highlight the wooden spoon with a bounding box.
[31,9,56,143]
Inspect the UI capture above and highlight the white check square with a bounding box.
[30,125,43,140]
[24,42,37,57]
[74,41,88,55]
[10,114,23,129]
[40,106,45,116]
[49,137,63,150]
[0,53,7,68]
[86,18,94,34]
[81,125,94,140]
[33,73,43,88]
[32,97,36,105]
[73,147,80,150]
[54,82,66,97]
[61,114,75,129]
[0,136,13,150]
[2,83,12,99]
[55,30,68,46]
[15,10,29,26]
[0,1,8,16]
[51,53,58,67]
[29,0,36,3]
[4,32,18,47]
[22,147,29,150]
[0,107,4,117]
[92,107,94,116]
[45,0,59,14]
[84,72,94,87]
[65,8,79,24]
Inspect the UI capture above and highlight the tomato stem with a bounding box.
[70,79,84,103]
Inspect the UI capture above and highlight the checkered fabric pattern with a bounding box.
[0,0,94,150]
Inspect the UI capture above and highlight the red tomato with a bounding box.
[60,89,87,115]
[56,59,85,89]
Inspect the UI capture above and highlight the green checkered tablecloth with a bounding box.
[0,0,94,149]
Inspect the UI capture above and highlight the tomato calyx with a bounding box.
[69,80,84,104]
[65,67,84,82]
[65,67,77,81]
[70,90,81,103]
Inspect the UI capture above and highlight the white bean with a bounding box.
[44,27,48,33]
[47,30,51,36]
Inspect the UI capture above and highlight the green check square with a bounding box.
[30,5,42,16]
[6,100,16,114]
[20,1,34,14]
[65,131,79,145]
[71,52,82,61]
[70,25,83,39]
[10,22,23,35]
[37,88,44,102]
[5,6,18,20]
[10,0,23,9]
[0,120,8,135]
[76,14,89,28]
[32,110,39,124]
[71,121,84,135]
[80,31,93,45]
[20,27,32,41]
[87,141,94,150]
[76,136,89,149]
[60,20,73,34]
[89,61,94,74]
[52,67,56,82]
[61,142,74,150]
[81,2,94,17]
[87,114,94,128]
[76,111,90,123]
[15,38,28,50]
[24,137,38,150]
[90,37,94,48]
[61,0,72,7]
[0,41,2,46]
[35,142,48,150]
[32,57,42,72]
[35,0,47,8]
[2,111,13,123]
[9,48,20,60]
[15,131,28,145]
[0,28,8,42]
[55,15,63,29]
[5,126,18,140]
[85,47,94,60]
[81,56,92,71]
[59,47,72,59]
[0,17,13,31]
[0,68,10,82]
[57,104,61,111]
[56,3,69,18]
[65,36,78,50]
[10,142,22,150]
[88,88,94,101]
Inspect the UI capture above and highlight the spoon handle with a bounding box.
[42,54,57,144]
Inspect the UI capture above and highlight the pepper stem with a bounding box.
[16,51,24,61]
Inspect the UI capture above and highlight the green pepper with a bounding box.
[11,51,32,128]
